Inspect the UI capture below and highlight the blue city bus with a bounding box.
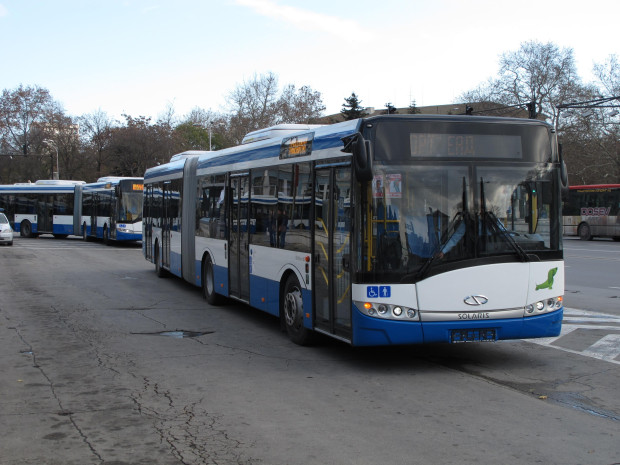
[75,177,143,243]
[0,180,85,238]
[143,116,565,346]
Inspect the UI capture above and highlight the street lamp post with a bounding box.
[43,140,59,180]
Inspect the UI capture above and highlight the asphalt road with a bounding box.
[0,236,618,465]
[563,236,620,314]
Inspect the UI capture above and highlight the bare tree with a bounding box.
[224,72,326,144]
[460,41,583,126]
[0,85,69,182]
[77,109,115,180]
[593,54,620,97]
[277,84,326,124]
[227,72,280,137]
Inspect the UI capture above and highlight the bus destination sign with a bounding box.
[410,133,522,159]
[132,183,144,191]
[280,132,314,159]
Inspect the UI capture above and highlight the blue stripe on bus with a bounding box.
[53,224,73,235]
[419,308,563,343]
[116,231,141,241]
[352,305,425,345]
[351,304,563,346]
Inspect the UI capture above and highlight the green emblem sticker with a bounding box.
[535,267,558,291]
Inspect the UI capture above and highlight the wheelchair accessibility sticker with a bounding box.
[367,286,391,298]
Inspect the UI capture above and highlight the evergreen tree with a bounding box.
[341,93,368,120]
[408,100,421,114]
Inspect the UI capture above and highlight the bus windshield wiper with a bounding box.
[479,177,529,262]
[414,211,464,280]
[485,210,530,262]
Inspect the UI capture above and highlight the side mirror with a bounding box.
[558,143,568,188]
[352,133,373,182]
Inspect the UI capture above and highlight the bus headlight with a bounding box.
[524,296,563,317]
[354,301,419,321]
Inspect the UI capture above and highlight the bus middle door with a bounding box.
[91,193,99,237]
[144,184,153,260]
[37,194,53,234]
[162,181,172,270]
[229,174,250,302]
[313,165,352,341]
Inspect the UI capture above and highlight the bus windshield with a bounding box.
[358,119,561,283]
[119,191,143,222]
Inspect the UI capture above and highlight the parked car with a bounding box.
[0,211,13,246]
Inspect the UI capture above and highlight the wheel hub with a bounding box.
[284,288,303,327]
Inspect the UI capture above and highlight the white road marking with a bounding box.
[582,334,620,362]
[527,307,620,365]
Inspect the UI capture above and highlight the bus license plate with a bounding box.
[451,328,496,343]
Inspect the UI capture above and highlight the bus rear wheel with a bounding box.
[203,256,224,305]
[282,275,313,346]
[20,220,32,238]
[578,223,592,241]
[154,243,166,278]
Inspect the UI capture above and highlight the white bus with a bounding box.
[0,180,85,238]
[75,177,144,243]
[143,116,566,346]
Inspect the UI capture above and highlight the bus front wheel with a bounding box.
[578,223,592,241]
[282,275,313,346]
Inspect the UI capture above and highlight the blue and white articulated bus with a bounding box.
[0,180,85,238]
[75,177,144,243]
[143,115,566,346]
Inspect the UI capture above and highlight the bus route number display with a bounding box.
[410,133,522,159]
[280,132,314,159]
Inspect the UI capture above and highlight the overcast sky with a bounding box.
[1,0,618,121]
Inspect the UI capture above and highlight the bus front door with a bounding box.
[229,175,250,302]
[313,166,352,341]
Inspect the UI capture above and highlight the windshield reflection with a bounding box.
[119,192,142,222]
[361,164,559,281]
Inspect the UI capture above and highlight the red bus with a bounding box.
[562,184,620,241]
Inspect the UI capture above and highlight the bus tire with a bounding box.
[282,274,313,346]
[154,242,166,278]
[578,223,592,241]
[613,237,620,242]
[20,220,32,238]
[203,256,224,305]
